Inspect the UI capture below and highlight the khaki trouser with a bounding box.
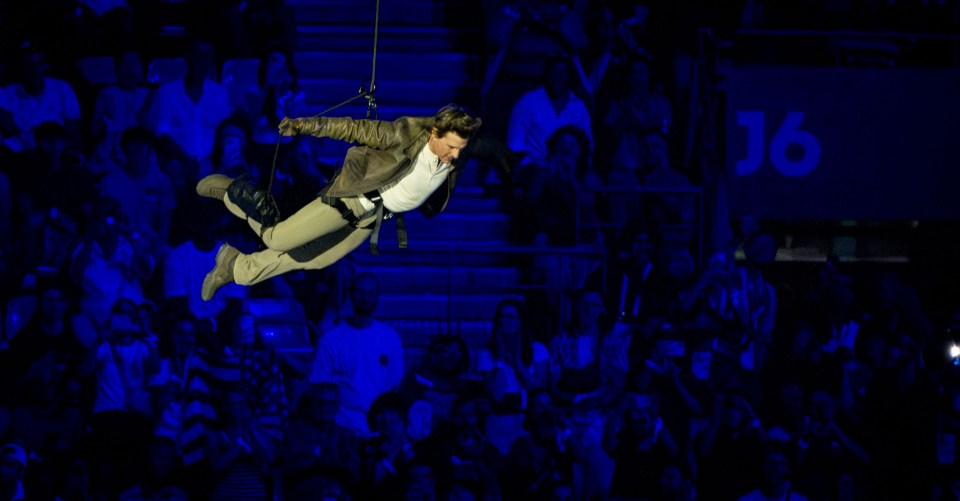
[222,196,375,285]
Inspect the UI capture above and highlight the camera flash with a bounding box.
[950,345,960,359]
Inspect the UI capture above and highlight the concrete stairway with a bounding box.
[288,0,602,366]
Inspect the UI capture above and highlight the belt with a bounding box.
[321,191,407,254]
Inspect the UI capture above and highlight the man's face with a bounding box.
[428,129,468,165]
[117,51,143,88]
[642,134,668,170]
[351,275,380,317]
[122,141,154,178]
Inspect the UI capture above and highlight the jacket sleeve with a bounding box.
[292,116,404,148]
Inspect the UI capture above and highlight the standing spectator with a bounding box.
[309,272,406,438]
[0,42,82,153]
[89,49,150,167]
[142,37,231,164]
[506,55,593,168]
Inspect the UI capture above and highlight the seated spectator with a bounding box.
[501,389,584,500]
[604,127,692,253]
[162,212,248,322]
[248,49,307,145]
[86,304,160,500]
[280,382,362,499]
[358,391,420,499]
[427,393,503,500]
[506,55,593,169]
[602,392,681,499]
[1,279,87,404]
[206,311,290,444]
[12,121,93,216]
[737,444,812,501]
[206,388,279,501]
[0,172,10,280]
[271,134,338,218]
[216,0,297,59]
[694,386,768,500]
[0,442,28,501]
[89,49,150,168]
[547,288,622,499]
[152,310,217,482]
[476,297,551,455]
[399,334,481,428]
[599,56,673,177]
[0,42,82,153]
[69,197,154,336]
[197,114,262,182]
[794,389,871,501]
[117,436,189,501]
[142,37,231,164]
[510,124,601,247]
[99,126,176,261]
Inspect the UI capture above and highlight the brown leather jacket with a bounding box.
[289,115,459,218]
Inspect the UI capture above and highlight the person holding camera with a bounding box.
[694,387,768,500]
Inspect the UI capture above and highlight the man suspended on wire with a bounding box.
[195,103,513,301]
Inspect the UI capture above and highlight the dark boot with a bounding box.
[227,175,281,227]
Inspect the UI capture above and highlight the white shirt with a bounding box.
[359,142,451,213]
[0,77,81,152]
[506,86,593,166]
[143,78,231,160]
[309,320,406,437]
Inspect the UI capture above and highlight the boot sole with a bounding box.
[201,244,237,301]
[196,174,234,200]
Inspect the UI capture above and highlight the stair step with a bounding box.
[292,0,445,26]
[391,319,494,348]
[300,78,478,107]
[373,211,510,243]
[296,25,470,52]
[344,242,528,268]
[375,292,508,321]
[294,51,474,81]
[349,265,522,293]
[302,102,465,122]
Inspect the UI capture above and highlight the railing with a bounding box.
[576,184,705,268]
[342,241,608,334]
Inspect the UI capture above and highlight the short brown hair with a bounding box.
[432,103,482,138]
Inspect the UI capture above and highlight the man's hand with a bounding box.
[278,116,301,136]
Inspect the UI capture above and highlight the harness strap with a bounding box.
[321,191,407,254]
